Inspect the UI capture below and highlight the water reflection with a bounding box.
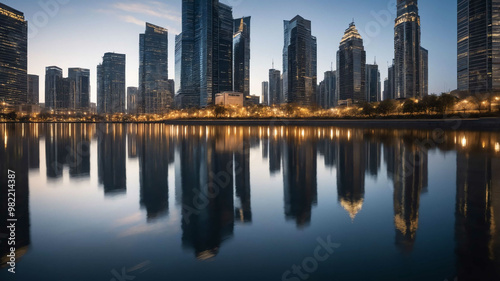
[1,123,500,279]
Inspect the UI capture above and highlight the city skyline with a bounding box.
[1,0,457,105]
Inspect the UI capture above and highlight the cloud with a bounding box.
[112,1,181,23]
[119,15,145,27]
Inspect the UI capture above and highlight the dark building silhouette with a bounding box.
[0,3,27,106]
[45,66,63,110]
[97,124,126,195]
[318,70,337,108]
[139,23,172,114]
[384,63,396,101]
[27,75,39,105]
[68,68,90,110]
[27,124,40,170]
[233,17,251,98]
[262,81,269,106]
[68,124,91,178]
[269,69,282,105]
[337,22,366,104]
[97,53,126,114]
[366,63,381,103]
[283,15,317,106]
[234,135,252,223]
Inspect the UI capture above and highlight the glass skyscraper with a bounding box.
[233,17,251,98]
[337,22,366,104]
[318,70,337,108]
[45,66,63,110]
[0,3,27,106]
[420,47,428,97]
[457,0,500,94]
[68,68,90,110]
[97,53,126,114]
[394,0,426,99]
[27,75,39,105]
[139,23,172,114]
[262,81,269,106]
[283,15,317,106]
[269,68,281,106]
[366,63,381,103]
[176,0,234,108]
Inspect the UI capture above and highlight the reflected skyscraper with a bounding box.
[283,128,318,227]
[337,22,366,104]
[97,53,126,114]
[139,23,172,114]
[97,124,126,195]
[176,0,234,108]
[27,123,40,170]
[283,15,317,105]
[68,124,91,178]
[234,135,252,223]
[45,124,70,178]
[457,0,500,94]
[0,3,27,106]
[233,17,251,98]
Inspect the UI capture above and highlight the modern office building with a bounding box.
[262,81,269,106]
[68,68,90,110]
[176,0,234,108]
[27,75,39,105]
[366,63,381,103]
[139,23,172,114]
[337,22,366,104]
[269,68,281,105]
[127,87,138,114]
[233,17,251,98]
[394,0,426,99]
[97,53,126,114]
[385,63,396,100]
[420,47,428,96]
[457,0,500,94]
[0,3,27,106]
[318,70,336,108]
[215,92,244,107]
[283,15,317,106]
[45,66,63,110]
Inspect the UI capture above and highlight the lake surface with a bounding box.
[1,123,499,281]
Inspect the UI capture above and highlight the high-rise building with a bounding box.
[0,3,27,106]
[283,15,317,106]
[233,17,251,98]
[337,22,366,104]
[68,68,90,110]
[318,70,336,108]
[385,63,396,100]
[420,47,428,96]
[45,66,63,110]
[127,87,138,114]
[269,69,281,105]
[262,81,269,106]
[139,23,172,114]
[366,63,381,103]
[457,0,500,94]
[176,0,234,108]
[394,0,425,99]
[27,75,39,105]
[97,53,126,114]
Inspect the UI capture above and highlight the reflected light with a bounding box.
[496,142,500,153]
[461,137,467,148]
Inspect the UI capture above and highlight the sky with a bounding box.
[3,0,457,103]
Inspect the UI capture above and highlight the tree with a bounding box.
[214,105,227,118]
[377,100,397,115]
[361,102,376,117]
[403,99,417,115]
[439,94,456,113]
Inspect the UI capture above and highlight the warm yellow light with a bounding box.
[495,143,500,153]
[461,137,467,147]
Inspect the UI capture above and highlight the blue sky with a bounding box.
[3,0,457,103]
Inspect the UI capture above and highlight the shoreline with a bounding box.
[2,117,500,131]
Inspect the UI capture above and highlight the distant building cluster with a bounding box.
[1,0,499,115]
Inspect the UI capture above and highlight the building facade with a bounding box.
[233,17,251,98]
[457,0,500,94]
[139,23,172,114]
[283,15,317,106]
[27,75,39,105]
[385,63,396,100]
[366,64,381,103]
[318,70,336,108]
[394,0,421,99]
[176,0,234,108]
[262,81,269,106]
[420,47,429,96]
[127,87,138,114]
[45,66,63,110]
[97,53,126,114]
[68,68,90,110]
[337,22,366,104]
[269,69,281,105]
[0,3,27,106]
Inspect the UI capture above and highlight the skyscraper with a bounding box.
[45,66,63,110]
[366,63,381,103]
[420,47,428,96]
[337,22,366,104]
[97,53,126,114]
[27,75,39,105]
[283,15,317,106]
[318,70,336,108]
[0,3,27,106]
[394,0,425,99]
[385,63,396,100]
[68,68,90,110]
[139,23,171,114]
[176,0,234,108]
[269,68,281,105]
[262,81,269,106]
[127,87,138,114]
[233,17,251,97]
[457,0,500,94]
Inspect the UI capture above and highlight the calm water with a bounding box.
[0,123,499,281]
